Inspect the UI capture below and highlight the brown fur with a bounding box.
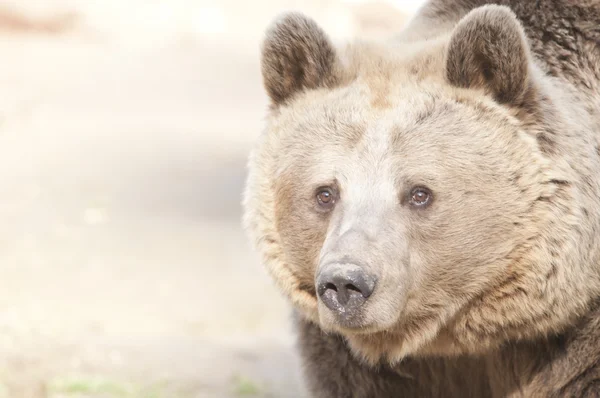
[445,6,534,106]
[260,13,342,107]
[244,0,600,396]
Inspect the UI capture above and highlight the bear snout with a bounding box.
[316,263,377,325]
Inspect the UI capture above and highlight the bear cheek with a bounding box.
[412,206,515,300]
[274,179,329,296]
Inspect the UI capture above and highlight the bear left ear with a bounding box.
[445,5,534,107]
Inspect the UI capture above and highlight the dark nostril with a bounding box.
[345,283,361,294]
[325,282,338,292]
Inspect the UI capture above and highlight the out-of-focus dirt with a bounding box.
[0,1,410,397]
[0,6,76,34]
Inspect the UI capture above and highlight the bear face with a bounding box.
[243,5,600,364]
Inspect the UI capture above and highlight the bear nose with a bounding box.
[316,265,376,315]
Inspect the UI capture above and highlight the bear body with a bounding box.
[243,0,600,396]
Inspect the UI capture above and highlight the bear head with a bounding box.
[243,5,600,364]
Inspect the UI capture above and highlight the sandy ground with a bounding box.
[0,2,413,397]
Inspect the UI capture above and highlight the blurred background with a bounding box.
[0,1,422,397]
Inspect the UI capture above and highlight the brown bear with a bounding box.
[243,0,600,396]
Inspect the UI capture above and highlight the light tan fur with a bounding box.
[244,1,600,396]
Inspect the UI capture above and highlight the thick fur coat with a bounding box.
[243,0,600,396]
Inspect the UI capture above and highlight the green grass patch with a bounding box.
[49,376,134,396]
[231,374,262,396]
[48,375,171,398]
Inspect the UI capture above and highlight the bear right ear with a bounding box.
[261,12,340,107]
[445,5,535,108]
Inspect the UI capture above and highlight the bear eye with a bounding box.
[409,187,432,207]
[316,187,336,210]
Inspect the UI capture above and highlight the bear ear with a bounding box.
[261,12,340,106]
[445,5,534,107]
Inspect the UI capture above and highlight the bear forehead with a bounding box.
[271,83,519,178]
